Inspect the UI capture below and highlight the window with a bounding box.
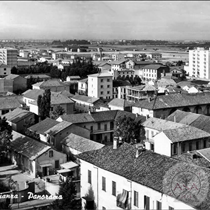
[101,79,103,82]
[101,91,103,95]
[189,142,192,151]
[88,170,91,184]
[90,126,93,131]
[173,143,177,154]
[157,201,162,210]
[144,196,150,210]
[169,207,174,210]
[134,191,139,207]
[104,124,107,131]
[102,176,106,191]
[196,141,199,150]
[98,123,101,130]
[107,85,110,88]
[49,150,53,157]
[204,140,207,148]
[107,79,110,82]
[107,91,110,94]
[101,85,103,88]
[182,142,185,153]
[55,160,59,169]
[112,181,116,196]
[102,207,106,210]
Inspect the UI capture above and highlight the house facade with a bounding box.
[11,131,67,178]
[78,143,196,210]
[153,128,210,157]
[132,92,210,119]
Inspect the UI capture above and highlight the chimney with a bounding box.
[113,137,118,149]
[174,116,176,123]
[135,144,145,158]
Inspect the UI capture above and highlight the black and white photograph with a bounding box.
[1,1,210,210]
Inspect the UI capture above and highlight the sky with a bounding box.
[1,1,210,41]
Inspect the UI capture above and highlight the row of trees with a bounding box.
[11,62,51,75]
[50,58,99,80]
[116,75,142,86]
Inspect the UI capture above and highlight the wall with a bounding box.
[154,132,172,157]
[13,76,27,92]
[37,149,67,174]
[132,106,154,118]
[53,124,90,151]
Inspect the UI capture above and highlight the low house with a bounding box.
[153,126,210,157]
[57,110,146,144]
[166,110,210,134]
[0,95,23,115]
[108,98,133,111]
[3,108,37,134]
[11,131,67,178]
[62,133,104,156]
[113,80,131,99]
[57,161,80,182]
[141,64,169,81]
[32,79,69,92]
[4,74,27,92]
[28,118,59,142]
[22,89,74,115]
[78,78,88,95]
[142,117,187,151]
[71,95,100,113]
[132,92,210,119]
[126,84,157,102]
[44,121,90,151]
[77,142,207,210]
[25,74,51,82]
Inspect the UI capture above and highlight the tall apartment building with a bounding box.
[188,47,210,79]
[0,48,18,76]
[88,72,113,99]
[0,48,18,66]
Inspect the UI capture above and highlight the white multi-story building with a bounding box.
[0,48,18,76]
[88,73,113,99]
[188,47,210,79]
[0,48,18,66]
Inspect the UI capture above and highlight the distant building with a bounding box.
[78,78,88,95]
[0,48,18,67]
[141,64,169,81]
[88,73,113,99]
[188,47,210,79]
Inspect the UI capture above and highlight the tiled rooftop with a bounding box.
[77,143,210,210]
[166,110,210,134]
[142,117,187,131]
[133,92,210,110]
[71,95,99,104]
[45,121,73,135]
[11,131,50,160]
[62,133,104,153]
[3,108,33,123]
[162,126,210,143]
[29,118,59,135]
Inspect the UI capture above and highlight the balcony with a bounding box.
[91,129,114,134]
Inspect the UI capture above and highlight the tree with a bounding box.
[50,105,65,120]
[114,115,145,144]
[52,177,81,210]
[0,117,12,163]
[37,89,51,120]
